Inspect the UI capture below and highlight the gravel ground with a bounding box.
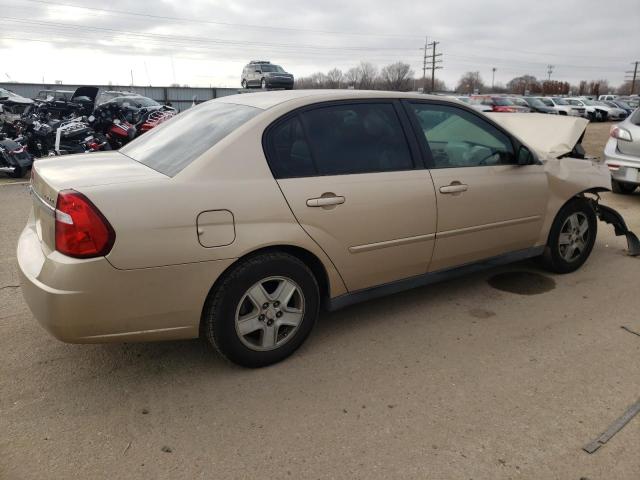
[1,122,639,479]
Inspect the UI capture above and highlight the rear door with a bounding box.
[265,100,438,292]
[404,101,548,272]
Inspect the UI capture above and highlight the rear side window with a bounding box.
[266,103,414,178]
[121,101,261,177]
[268,116,315,178]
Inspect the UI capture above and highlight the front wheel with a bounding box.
[241,79,247,89]
[261,78,267,89]
[202,252,319,368]
[611,179,637,195]
[539,198,597,274]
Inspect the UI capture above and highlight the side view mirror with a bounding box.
[254,69,261,74]
[517,145,535,166]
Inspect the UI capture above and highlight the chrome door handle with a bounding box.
[306,196,345,207]
[439,183,468,194]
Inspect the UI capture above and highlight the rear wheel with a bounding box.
[202,252,319,368]
[539,198,597,274]
[611,179,637,195]
[261,78,267,89]
[241,79,247,89]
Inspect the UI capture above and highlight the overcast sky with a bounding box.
[1,0,638,89]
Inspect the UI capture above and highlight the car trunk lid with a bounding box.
[30,151,167,253]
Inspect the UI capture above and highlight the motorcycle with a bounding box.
[0,137,33,178]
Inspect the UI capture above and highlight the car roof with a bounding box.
[215,89,445,110]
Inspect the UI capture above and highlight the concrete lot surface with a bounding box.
[1,123,639,479]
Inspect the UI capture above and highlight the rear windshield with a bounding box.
[121,101,262,176]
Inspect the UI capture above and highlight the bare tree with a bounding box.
[344,67,361,88]
[506,75,540,94]
[379,62,414,91]
[358,62,378,89]
[456,71,484,94]
[326,68,343,88]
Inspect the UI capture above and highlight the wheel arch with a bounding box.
[199,244,332,335]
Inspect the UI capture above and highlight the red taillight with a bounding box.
[55,190,115,258]
[493,105,515,113]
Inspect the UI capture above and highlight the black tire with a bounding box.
[611,179,637,195]
[241,79,247,89]
[8,166,25,178]
[202,252,319,368]
[558,111,567,116]
[261,78,267,89]
[539,198,597,274]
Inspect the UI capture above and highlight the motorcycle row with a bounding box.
[0,86,176,178]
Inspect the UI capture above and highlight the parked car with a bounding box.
[565,98,627,122]
[604,109,640,194]
[506,97,533,112]
[604,100,635,116]
[521,97,558,114]
[599,95,618,101]
[470,95,529,112]
[241,61,294,90]
[447,96,492,112]
[536,97,582,116]
[18,90,639,367]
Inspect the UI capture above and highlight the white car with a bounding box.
[565,98,627,122]
[535,97,581,116]
[599,95,618,101]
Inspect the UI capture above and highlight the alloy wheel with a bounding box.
[558,212,590,262]
[234,276,305,351]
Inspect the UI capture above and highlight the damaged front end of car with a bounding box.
[488,113,640,257]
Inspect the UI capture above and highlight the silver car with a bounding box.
[604,108,640,194]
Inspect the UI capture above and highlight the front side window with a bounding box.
[121,101,262,176]
[409,103,515,168]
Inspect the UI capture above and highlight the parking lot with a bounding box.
[1,122,638,479]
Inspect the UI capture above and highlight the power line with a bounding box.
[14,0,425,38]
[8,0,633,61]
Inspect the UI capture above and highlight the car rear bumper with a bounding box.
[17,213,235,343]
[604,138,640,185]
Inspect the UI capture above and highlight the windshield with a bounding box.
[581,100,597,106]
[527,98,545,108]
[551,97,569,105]
[121,101,262,177]
[260,65,285,73]
[538,98,554,107]
[509,98,528,106]
[114,96,159,107]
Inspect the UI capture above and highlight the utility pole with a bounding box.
[419,36,428,90]
[625,61,639,95]
[546,64,554,81]
[424,40,443,92]
[492,67,496,90]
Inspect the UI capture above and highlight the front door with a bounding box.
[264,101,438,291]
[405,102,548,272]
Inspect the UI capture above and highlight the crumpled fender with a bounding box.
[586,198,640,256]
